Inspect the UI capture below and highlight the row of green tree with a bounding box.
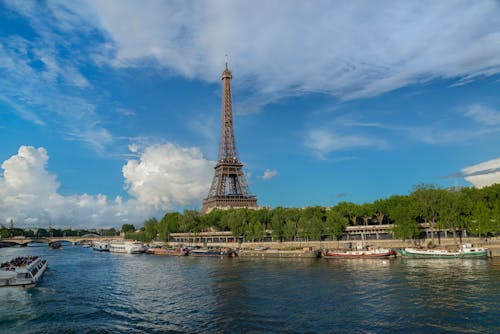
[129,184,500,243]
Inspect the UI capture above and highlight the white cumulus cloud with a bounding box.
[0,144,214,229]
[1,146,59,197]
[462,158,500,188]
[122,143,214,209]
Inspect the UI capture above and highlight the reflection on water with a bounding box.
[397,258,498,333]
[1,246,499,333]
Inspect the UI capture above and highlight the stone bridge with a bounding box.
[1,235,123,245]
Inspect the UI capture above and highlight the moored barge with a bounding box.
[146,247,189,256]
[323,242,396,259]
[323,248,396,258]
[400,243,489,258]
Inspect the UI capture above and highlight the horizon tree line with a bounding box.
[127,183,500,244]
[3,184,498,243]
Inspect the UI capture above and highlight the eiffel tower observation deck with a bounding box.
[201,59,258,213]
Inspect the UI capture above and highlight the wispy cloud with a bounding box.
[465,104,500,126]
[262,169,278,180]
[1,2,115,152]
[4,0,500,156]
[115,108,136,117]
[405,125,497,145]
[305,129,387,158]
[0,94,46,126]
[400,103,500,145]
[49,1,500,108]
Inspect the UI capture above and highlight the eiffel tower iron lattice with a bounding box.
[201,60,258,213]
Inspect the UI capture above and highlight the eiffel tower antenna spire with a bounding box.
[201,60,258,213]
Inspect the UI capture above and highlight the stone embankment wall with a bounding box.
[171,237,500,257]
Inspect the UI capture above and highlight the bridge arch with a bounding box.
[1,235,122,246]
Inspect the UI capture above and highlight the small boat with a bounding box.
[400,243,489,258]
[146,247,189,256]
[92,241,110,252]
[49,241,61,249]
[109,240,146,254]
[323,242,396,259]
[0,256,48,288]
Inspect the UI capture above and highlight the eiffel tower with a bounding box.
[201,59,258,213]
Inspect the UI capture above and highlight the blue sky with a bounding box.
[1,0,500,228]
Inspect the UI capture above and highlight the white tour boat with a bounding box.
[0,256,48,288]
[109,240,146,254]
[92,241,110,252]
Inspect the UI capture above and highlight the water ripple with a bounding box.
[1,246,500,333]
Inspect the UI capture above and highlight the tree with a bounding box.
[200,209,224,231]
[359,202,374,226]
[159,212,181,241]
[325,209,348,240]
[50,228,63,237]
[121,224,136,234]
[335,202,360,226]
[308,216,324,241]
[178,210,200,233]
[37,228,49,237]
[226,209,247,240]
[469,201,491,237]
[385,195,419,241]
[254,208,272,230]
[0,228,8,238]
[282,208,300,241]
[143,218,159,241]
[411,184,441,242]
[246,220,264,242]
[493,203,500,234]
[104,228,118,236]
[271,207,287,241]
[126,230,147,242]
[297,216,309,241]
[372,199,388,225]
[436,189,468,244]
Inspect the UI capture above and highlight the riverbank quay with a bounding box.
[240,249,320,258]
[168,236,500,257]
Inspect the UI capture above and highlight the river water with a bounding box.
[1,244,499,333]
